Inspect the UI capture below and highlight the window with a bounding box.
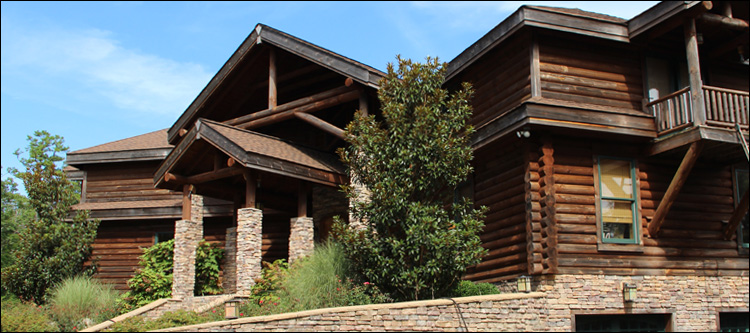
[735,169,749,249]
[597,157,639,244]
[576,314,672,332]
[719,312,749,332]
[155,232,174,244]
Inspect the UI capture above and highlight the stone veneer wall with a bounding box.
[289,217,314,263]
[150,274,747,332]
[236,208,262,295]
[172,219,202,300]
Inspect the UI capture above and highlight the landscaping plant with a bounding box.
[48,275,121,332]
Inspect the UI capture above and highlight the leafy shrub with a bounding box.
[48,275,121,331]
[1,295,56,332]
[448,280,499,297]
[120,239,225,310]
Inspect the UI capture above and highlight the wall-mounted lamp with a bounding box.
[516,130,531,138]
[517,275,532,293]
[623,282,637,302]
[225,298,240,319]
[696,33,704,45]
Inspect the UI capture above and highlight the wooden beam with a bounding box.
[179,129,188,137]
[649,141,704,238]
[293,112,347,140]
[224,84,356,126]
[684,18,706,126]
[165,172,188,184]
[298,181,308,218]
[182,184,194,220]
[227,157,237,167]
[268,48,277,109]
[165,167,245,185]
[698,12,749,30]
[723,189,749,240]
[244,170,257,209]
[238,89,360,130]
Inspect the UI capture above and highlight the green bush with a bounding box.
[1,295,56,332]
[448,280,499,297]
[48,275,121,331]
[120,239,225,311]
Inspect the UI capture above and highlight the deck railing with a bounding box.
[647,85,749,135]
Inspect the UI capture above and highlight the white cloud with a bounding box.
[1,19,212,117]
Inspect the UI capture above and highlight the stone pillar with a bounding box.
[348,179,371,231]
[172,219,202,299]
[236,208,262,296]
[289,217,314,263]
[222,227,237,293]
[172,193,203,300]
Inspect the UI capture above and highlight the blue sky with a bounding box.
[1,1,658,188]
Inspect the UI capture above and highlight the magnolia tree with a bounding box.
[333,56,487,301]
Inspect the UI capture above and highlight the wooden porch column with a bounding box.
[298,182,308,218]
[649,142,704,237]
[269,48,277,109]
[244,170,257,209]
[684,18,706,126]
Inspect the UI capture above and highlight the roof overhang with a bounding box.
[156,118,346,190]
[628,1,710,39]
[447,5,629,81]
[167,24,385,144]
[67,148,172,165]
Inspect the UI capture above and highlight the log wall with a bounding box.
[537,32,644,112]
[465,138,529,283]
[84,162,181,203]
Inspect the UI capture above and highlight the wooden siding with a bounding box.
[465,139,529,282]
[538,138,748,276]
[458,33,532,129]
[85,162,181,203]
[537,32,644,113]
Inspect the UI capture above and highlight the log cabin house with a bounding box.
[66,1,748,331]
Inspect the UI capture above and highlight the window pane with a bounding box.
[601,159,633,199]
[602,200,634,240]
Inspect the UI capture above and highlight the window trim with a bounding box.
[716,308,750,332]
[594,156,643,252]
[732,166,749,253]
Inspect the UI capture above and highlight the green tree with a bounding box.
[1,171,34,269]
[1,131,99,303]
[333,56,487,301]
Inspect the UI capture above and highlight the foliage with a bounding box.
[1,295,57,332]
[1,172,34,270]
[105,309,224,332]
[48,275,121,332]
[333,56,487,301]
[448,280,499,297]
[1,131,99,303]
[120,239,225,310]
[239,242,390,318]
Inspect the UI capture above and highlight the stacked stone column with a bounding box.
[289,217,314,263]
[236,208,263,296]
[222,227,237,293]
[172,194,203,300]
[347,178,371,231]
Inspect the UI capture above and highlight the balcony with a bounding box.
[647,85,749,136]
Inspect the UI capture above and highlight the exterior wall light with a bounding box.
[516,130,531,138]
[517,275,532,293]
[225,298,240,319]
[623,282,637,302]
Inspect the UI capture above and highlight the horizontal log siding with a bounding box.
[85,162,181,203]
[460,33,531,129]
[261,215,291,264]
[87,218,233,291]
[466,140,529,283]
[538,33,643,112]
[543,139,747,276]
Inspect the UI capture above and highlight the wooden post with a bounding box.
[684,18,706,126]
[649,142,703,238]
[298,182,308,218]
[723,189,749,240]
[529,31,541,98]
[182,184,193,220]
[359,90,369,116]
[269,48,277,109]
[244,170,257,209]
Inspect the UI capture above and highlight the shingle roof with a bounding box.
[70,129,171,154]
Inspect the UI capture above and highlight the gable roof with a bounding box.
[155,118,346,190]
[67,129,172,165]
[167,23,386,144]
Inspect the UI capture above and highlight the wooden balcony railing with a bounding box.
[647,85,749,135]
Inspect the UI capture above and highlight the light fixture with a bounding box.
[623,282,637,302]
[516,130,531,138]
[225,298,240,319]
[517,275,531,293]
